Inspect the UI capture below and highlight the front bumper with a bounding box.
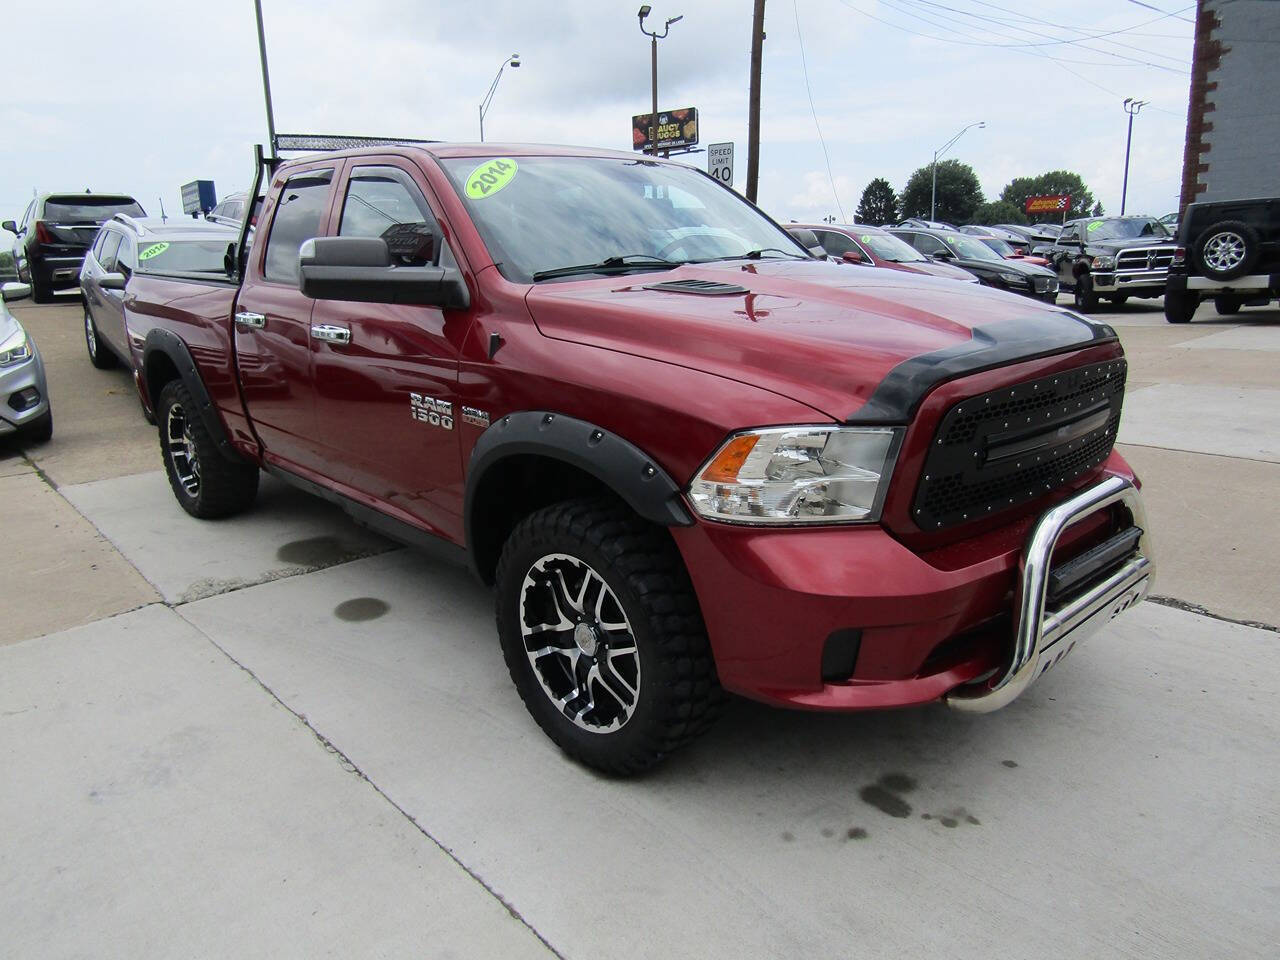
[0,341,51,435]
[1091,270,1167,294]
[672,463,1151,712]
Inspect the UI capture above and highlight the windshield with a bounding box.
[1082,218,1171,241]
[135,239,232,275]
[859,232,926,263]
[941,233,1003,261]
[981,236,1016,257]
[45,196,144,223]
[439,155,808,282]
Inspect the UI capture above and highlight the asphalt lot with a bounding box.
[2,293,1278,958]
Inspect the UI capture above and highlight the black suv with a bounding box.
[1046,216,1175,312]
[889,226,1059,301]
[1164,197,1280,323]
[4,194,145,302]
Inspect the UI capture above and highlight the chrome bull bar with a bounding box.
[945,474,1154,713]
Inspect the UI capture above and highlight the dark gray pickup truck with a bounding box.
[1046,216,1177,312]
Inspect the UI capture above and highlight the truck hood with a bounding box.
[1089,237,1177,253]
[524,258,1114,422]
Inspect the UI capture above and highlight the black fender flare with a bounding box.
[142,328,246,463]
[464,411,693,555]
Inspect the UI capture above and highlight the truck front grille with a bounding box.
[912,359,1127,530]
[1116,247,1174,273]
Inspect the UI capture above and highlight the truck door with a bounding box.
[307,160,470,541]
[233,163,337,474]
[1054,223,1080,285]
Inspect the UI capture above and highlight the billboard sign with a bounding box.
[181,180,217,216]
[1024,194,1071,215]
[632,107,699,151]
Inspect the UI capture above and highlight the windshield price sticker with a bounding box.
[138,242,170,261]
[1087,220,1103,232]
[861,235,873,242]
[466,158,518,199]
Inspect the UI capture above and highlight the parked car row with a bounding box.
[792,222,1060,302]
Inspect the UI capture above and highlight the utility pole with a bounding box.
[746,0,766,203]
[638,7,682,158]
[253,0,277,153]
[1120,98,1147,216]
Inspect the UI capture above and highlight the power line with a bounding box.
[1124,0,1195,23]
[792,0,846,221]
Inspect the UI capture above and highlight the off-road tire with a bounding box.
[157,380,258,519]
[20,410,52,445]
[1073,271,1099,312]
[495,498,724,775]
[1195,220,1260,281]
[1214,295,1242,316]
[1164,290,1199,324]
[84,307,116,369]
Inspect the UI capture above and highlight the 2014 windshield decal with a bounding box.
[465,158,518,199]
[138,242,170,261]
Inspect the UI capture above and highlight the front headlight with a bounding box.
[0,325,32,367]
[688,426,903,524]
[998,272,1027,285]
[1091,255,1115,270]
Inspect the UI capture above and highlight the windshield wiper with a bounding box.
[696,247,809,263]
[532,254,679,281]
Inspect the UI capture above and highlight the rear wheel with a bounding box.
[495,498,724,775]
[1164,290,1199,324]
[1073,272,1099,312]
[1108,294,1129,307]
[84,307,116,369]
[30,272,53,304]
[1214,295,1242,316]
[157,380,258,519]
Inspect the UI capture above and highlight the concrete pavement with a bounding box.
[2,297,1278,958]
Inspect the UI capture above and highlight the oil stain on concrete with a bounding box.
[858,772,917,818]
[335,598,390,622]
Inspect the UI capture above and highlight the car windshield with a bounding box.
[45,196,144,223]
[859,232,926,263]
[1082,218,1171,240]
[134,239,232,274]
[982,237,1016,257]
[941,233,1003,261]
[438,155,808,282]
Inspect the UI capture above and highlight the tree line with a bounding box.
[853,163,1105,227]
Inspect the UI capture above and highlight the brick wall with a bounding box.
[1180,0,1280,209]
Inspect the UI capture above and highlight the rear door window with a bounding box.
[43,196,145,223]
[814,230,857,258]
[263,169,334,284]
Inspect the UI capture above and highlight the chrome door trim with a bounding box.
[310,323,351,345]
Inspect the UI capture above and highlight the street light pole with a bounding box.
[1120,98,1147,216]
[478,53,521,143]
[638,6,682,158]
[930,121,984,221]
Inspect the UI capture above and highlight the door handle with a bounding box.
[235,311,266,328]
[310,323,351,345]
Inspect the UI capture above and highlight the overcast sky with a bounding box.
[3,0,1195,224]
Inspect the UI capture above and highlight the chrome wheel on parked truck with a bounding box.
[156,380,259,519]
[495,498,723,774]
[84,307,115,370]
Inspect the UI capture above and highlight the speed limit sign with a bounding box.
[708,142,734,187]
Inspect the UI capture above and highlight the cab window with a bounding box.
[263,169,334,284]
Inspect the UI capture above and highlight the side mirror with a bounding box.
[99,273,127,290]
[2,281,31,302]
[841,250,865,264]
[298,236,470,310]
[931,248,954,261]
[1,220,16,234]
[787,228,819,251]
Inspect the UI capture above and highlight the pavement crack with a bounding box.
[1147,595,1278,634]
[175,611,566,960]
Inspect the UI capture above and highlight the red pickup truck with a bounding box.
[121,143,1154,773]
